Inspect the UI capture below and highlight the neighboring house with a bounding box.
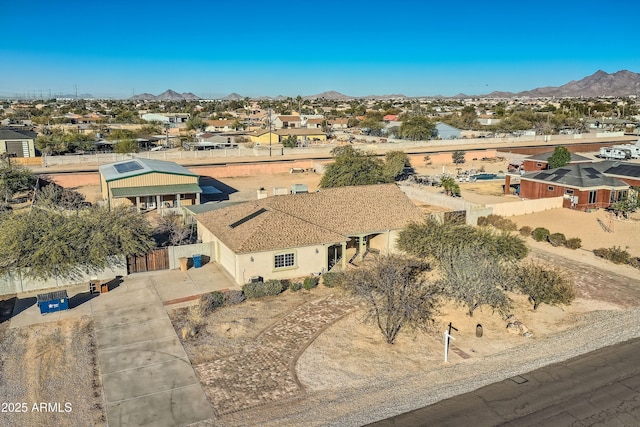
[248,130,280,144]
[205,119,236,132]
[99,158,202,211]
[274,115,301,129]
[328,118,349,130]
[519,163,629,210]
[195,184,424,285]
[305,118,324,129]
[522,151,593,172]
[0,128,37,157]
[141,113,190,124]
[275,128,327,142]
[434,122,461,139]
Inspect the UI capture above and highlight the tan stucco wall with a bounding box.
[236,244,327,285]
[107,172,198,189]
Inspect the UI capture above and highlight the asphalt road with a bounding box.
[369,338,640,427]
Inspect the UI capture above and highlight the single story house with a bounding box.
[99,158,202,211]
[522,151,592,172]
[519,163,629,210]
[0,128,37,158]
[205,120,236,132]
[195,184,424,285]
[275,128,327,142]
[248,130,280,144]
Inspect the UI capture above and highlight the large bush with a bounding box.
[593,246,631,265]
[322,272,345,288]
[477,214,518,231]
[519,226,532,237]
[199,291,225,315]
[242,279,284,298]
[223,290,246,305]
[548,233,567,247]
[289,281,302,292]
[531,227,550,242]
[565,238,582,250]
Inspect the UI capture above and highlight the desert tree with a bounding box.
[383,150,411,181]
[0,162,37,204]
[398,116,435,141]
[451,150,466,164]
[547,146,571,169]
[514,262,576,310]
[437,246,512,317]
[342,255,441,344]
[156,212,193,246]
[0,206,154,281]
[33,181,88,211]
[398,217,528,263]
[319,146,385,188]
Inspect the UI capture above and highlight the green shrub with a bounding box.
[629,257,640,270]
[242,279,284,298]
[548,233,567,247]
[303,276,319,290]
[199,291,225,315]
[322,272,345,288]
[593,246,631,264]
[477,215,517,231]
[519,226,532,237]
[223,290,246,305]
[289,281,302,292]
[565,238,582,250]
[476,216,488,226]
[532,227,550,242]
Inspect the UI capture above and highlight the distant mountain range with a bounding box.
[471,70,640,98]
[130,89,200,101]
[126,70,640,102]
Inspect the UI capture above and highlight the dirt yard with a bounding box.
[0,316,106,427]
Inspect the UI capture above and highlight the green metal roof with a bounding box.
[111,183,202,198]
[99,158,199,182]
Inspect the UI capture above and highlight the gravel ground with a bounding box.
[208,307,640,427]
[0,317,106,427]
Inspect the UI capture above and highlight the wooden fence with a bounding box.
[127,248,170,274]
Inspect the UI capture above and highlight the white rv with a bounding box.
[612,143,640,159]
[599,147,629,160]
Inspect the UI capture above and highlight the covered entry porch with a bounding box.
[111,183,202,212]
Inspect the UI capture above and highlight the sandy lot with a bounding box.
[511,208,640,255]
[0,317,106,427]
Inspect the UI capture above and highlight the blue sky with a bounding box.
[2,0,639,99]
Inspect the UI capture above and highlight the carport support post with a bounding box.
[135,196,141,212]
[341,241,347,269]
[358,235,366,261]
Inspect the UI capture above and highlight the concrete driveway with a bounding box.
[93,276,214,427]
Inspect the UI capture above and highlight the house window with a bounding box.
[610,191,616,204]
[588,190,597,204]
[274,252,295,269]
[548,186,554,191]
[565,189,574,195]
[537,163,543,167]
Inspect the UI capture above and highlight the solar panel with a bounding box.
[533,173,550,180]
[606,165,640,178]
[553,169,569,177]
[229,208,267,229]
[113,161,144,174]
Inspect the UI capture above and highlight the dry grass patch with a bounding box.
[0,318,106,427]
[169,286,336,365]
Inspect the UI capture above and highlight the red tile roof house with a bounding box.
[518,161,640,211]
[195,184,424,285]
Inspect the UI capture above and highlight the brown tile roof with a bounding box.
[306,118,324,124]
[196,184,424,253]
[205,120,235,126]
[278,115,301,122]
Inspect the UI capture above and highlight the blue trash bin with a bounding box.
[193,254,202,268]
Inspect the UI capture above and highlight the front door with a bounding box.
[328,244,342,270]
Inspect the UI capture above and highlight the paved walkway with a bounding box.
[94,276,215,427]
[195,297,354,415]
